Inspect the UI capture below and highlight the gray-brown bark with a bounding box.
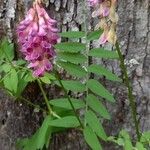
[0,0,149,149]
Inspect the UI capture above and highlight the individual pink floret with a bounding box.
[88,0,104,6]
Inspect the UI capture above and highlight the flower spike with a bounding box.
[17,0,60,77]
[88,0,118,45]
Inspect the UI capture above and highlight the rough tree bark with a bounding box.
[0,0,149,150]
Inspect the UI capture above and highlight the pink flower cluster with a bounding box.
[88,0,118,45]
[17,1,60,77]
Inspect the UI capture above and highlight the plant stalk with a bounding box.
[115,42,140,140]
[37,79,60,119]
[55,71,84,129]
[19,96,47,113]
[83,0,90,127]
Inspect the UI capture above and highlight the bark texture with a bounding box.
[0,0,149,149]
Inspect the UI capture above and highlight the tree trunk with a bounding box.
[0,0,149,149]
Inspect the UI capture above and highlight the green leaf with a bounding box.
[49,116,80,128]
[1,39,14,61]
[0,45,4,59]
[85,110,107,141]
[87,79,115,102]
[55,42,86,53]
[83,126,102,150]
[17,116,52,150]
[87,94,110,120]
[3,74,13,92]
[58,61,87,78]
[87,30,103,41]
[120,130,131,139]
[88,64,122,82]
[107,136,125,146]
[124,138,133,150]
[57,52,86,64]
[58,80,86,92]
[89,48,119,59]
[2,64,11,73]
[10,69,18,93]
[140,131,150,143]
[15,71,28,97]
[24,71,35,82]
[107,136,116,143]
[40,76,51,84]
[3,69,18,93]
[49,98,85,110]
[120,130,133,150]
[136,142,146,150]
[53,107,74,119]
[15,59,26,65]
[44,73,56,80]
[60,31,85,38]
[117,138,125,146]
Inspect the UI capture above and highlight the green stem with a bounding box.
[37,79,60,119]
[115,42,140,140]
[0,83,47,113]
[83,0,90,126]
[55,71,84,129]
[19,96,47,113]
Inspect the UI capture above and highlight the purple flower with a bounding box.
[17,2,60,77]
[88,0,99,6]
[88,0,104,6]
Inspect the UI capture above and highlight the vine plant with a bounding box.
[0,0,150,150]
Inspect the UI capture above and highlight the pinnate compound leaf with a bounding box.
[57,61,87,78]
[89,48,119,59]
[58,52,86,64]
[60,31,85,38]
[87,79,115,102]
[85,110,107,140]
[83,126,102,150]
[49,98,85,110]
[55,42,86,53]
[87,94,110,120]
[88,64,122,82]
[49,116,80,128]
[17,116,52,150]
